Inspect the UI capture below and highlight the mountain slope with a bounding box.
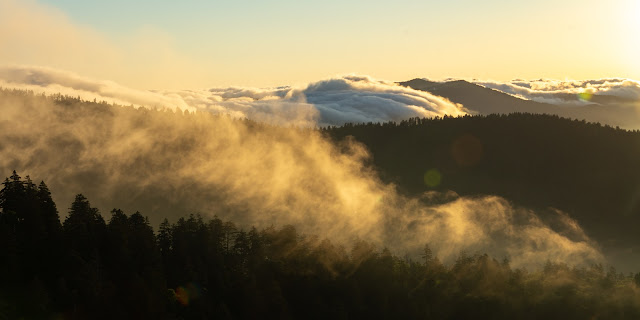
[326,114,640,269]
[400,78,563,114]
[400,78,640,129]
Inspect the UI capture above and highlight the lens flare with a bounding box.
[175,282,201,306]
[577,91,593,102]
[424,169,442,187]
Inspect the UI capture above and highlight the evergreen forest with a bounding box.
[2,171,640,319]
[324,114,640,268]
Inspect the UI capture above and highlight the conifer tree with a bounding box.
[37,181,61,240]
[63,194,106,260]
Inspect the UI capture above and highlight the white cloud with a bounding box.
[475,78,640,105]
[0,65,467,126]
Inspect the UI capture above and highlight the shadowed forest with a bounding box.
[325,114,640,269]
[3,89,640,318]
[1,172,640,319]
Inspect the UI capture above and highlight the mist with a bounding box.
[0,88,603,269]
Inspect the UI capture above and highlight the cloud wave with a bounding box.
[475,78,640,105]
[0,65,467,126]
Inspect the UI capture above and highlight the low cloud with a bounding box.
[0,0,209,89]
[475,78,640,105]
[385,194,603,267]
[0,65,192,109]
[0,65,467,126]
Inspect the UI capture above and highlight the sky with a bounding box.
[1,0,639,89]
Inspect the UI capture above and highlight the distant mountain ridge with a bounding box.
[400,78,640,129]
[399,78,562,115]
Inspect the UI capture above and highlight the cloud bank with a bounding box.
[0,65,466,126]
[475,78,640,105]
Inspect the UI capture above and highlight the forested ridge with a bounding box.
[2,171,640,319]
[324,114,640,263]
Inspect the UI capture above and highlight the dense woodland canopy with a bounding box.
[324,114,640,268]
[1,172,640,319]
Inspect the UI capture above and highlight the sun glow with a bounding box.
[608,0,640,75]
[623,1,640,51]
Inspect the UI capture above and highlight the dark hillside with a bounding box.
[400,78,640,129]
[325,114,640,251]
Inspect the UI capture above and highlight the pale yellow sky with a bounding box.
[1,0,638,90]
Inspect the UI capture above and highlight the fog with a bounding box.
[0,89,603,268]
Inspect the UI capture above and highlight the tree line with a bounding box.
[2,171,640,319]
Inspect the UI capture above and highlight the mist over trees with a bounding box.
[0,88,607,271]
[324,114,640,270]
[1,173,640,319]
